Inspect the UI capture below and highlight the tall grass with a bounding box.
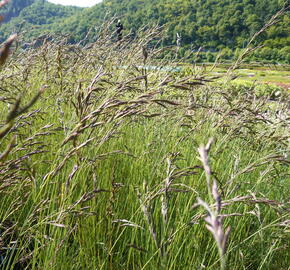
[0,20,289,270]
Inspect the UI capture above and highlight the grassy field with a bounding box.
[204,64,290,90]
[0,29,289,270]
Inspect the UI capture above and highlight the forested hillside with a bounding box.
[56,0,290,62]
[0,0,82,42]
[1,0,35,22]
[1,0,289,62]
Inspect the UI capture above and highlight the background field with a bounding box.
[211,64,290,89]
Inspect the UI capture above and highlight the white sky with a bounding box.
[47,0,102,7]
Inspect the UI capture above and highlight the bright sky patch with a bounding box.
[47,0,102,7]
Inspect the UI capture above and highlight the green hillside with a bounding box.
[58,0,289,47]
[56,0,290,63]
[1,0,289,62]
[1,0,35,22]
[0,0,82,42]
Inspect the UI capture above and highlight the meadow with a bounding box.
[0,26,289,270]
[209,64,290,91]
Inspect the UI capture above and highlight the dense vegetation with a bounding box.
[0,0,82,42]
[0,10,289,268]
[0,0,289,63]
[1,0,35,22]
[61,0,289,62]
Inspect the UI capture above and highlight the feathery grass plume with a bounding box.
[195,139,230,270]
[197,137,214,191]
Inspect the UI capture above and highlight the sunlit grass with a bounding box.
[0,28,289,269]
